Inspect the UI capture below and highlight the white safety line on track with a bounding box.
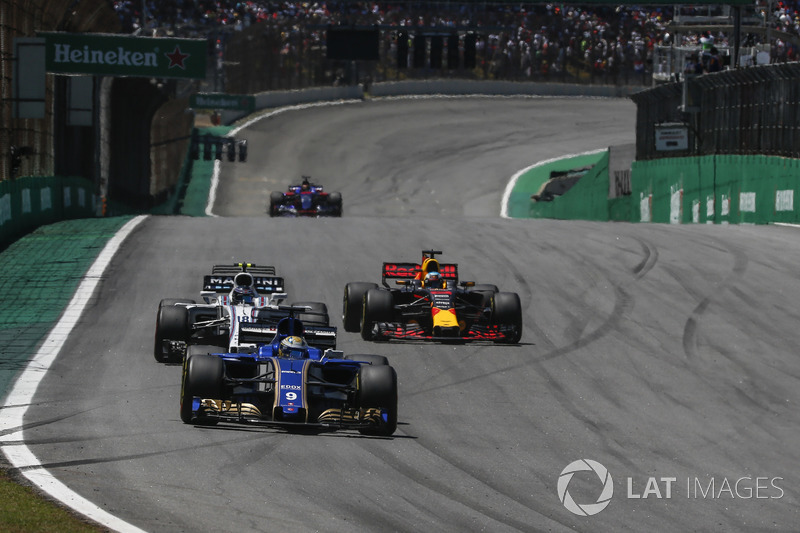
[0,214,150,533]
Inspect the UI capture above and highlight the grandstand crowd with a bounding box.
[111,2,800,87]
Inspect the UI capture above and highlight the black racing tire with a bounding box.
[345,354,389,366]
[292,301,330,326]
[361,289,394,341]
[180,354,224,424]
[327,191,342,206]
[269,191,284,217]
[154,304,189,363]
[343,282,377,332]
[327,192,343,217]
[491,292,523,344]
[358,364,398,436]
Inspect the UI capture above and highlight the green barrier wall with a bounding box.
[0,176,96,250]
[631,155,800,225]
[515,153,800,225]
[506,151,608,219]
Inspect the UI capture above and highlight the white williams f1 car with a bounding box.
[154,263,335,363]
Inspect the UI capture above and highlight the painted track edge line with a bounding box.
[0,214,150,533]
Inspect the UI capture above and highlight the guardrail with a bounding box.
[0,176,96,250]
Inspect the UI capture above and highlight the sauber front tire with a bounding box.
[180,354,224,424]
[357,364,398,436]
[345,354,389,366]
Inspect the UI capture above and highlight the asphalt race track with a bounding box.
[21,97,800,532]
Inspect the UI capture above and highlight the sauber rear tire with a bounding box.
[342,282,377,332]
[154,304,189,363]
[361,289,393,341]
[180,354,224,424]
[292,301,330,326]
[358,364,398,436]
[491,292,523,344]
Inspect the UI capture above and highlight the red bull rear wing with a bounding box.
[381,262,458,285]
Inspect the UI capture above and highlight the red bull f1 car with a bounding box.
[154,263,334,364]
[343,250,522,343]
[180,308,397,436]
[268,176,342,217]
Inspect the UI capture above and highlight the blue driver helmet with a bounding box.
[232,285,253,305]
[279,336,308,359]
[425,271,443,288]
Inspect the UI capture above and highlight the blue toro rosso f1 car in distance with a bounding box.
[180,307,398,436]
[269,176,342,217]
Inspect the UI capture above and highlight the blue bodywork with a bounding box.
[181,314,396,435]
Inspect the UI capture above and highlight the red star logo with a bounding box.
[165,45,189,69]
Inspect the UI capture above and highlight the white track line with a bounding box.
[0,214,149,533]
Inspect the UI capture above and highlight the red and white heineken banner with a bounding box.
[42,32,206,79]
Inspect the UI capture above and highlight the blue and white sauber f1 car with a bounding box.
[180,308,398,436]
[154,263,334,363]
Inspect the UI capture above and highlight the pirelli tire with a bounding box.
[327,192,343,216]
[345,354,389,366]
[154,304,189,363]
[268,191,284,217]
[180,354,224,424]
[291,301,330,326]
[361,289,394,341]
[491,292,523,344]
[357,363,398,436]
[342,282,378,332]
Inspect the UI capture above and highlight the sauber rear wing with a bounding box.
[238,323,337,350]
[381,262,458,287]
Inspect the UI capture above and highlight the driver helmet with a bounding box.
[279,336,308,359]
[424,271,444,288]
[232,285,253,305]
[301,178,311,191]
